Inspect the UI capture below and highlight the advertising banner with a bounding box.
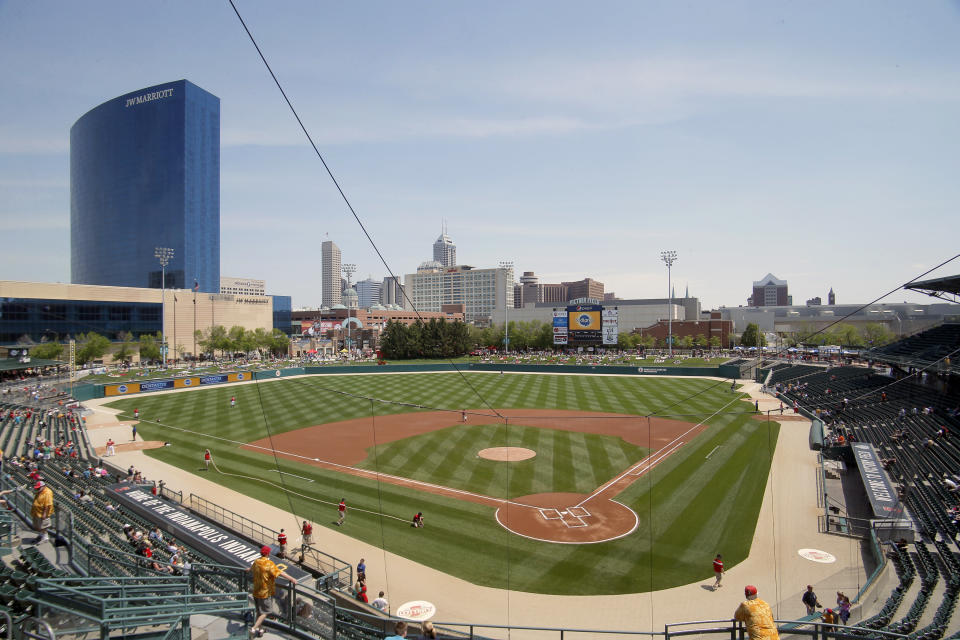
[851,443,901,518]
[553,309,568,345]
[104,382,142,396]
[602,308,618,345]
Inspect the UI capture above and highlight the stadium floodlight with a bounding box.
[155,247,174,369]
[499,261,514,351]
[660,251,677,357]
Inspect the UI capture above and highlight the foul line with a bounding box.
[575,394,746,508]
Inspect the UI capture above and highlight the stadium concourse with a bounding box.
[82,376,866,633]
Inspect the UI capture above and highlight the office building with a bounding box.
[563,278,604,301]
[356,278,381,308]
[220,277,265,297]
[71,80,220,293]
[749,274,789,307]
[404,262,513,324]
[432,227,457,267]
[381,276,404,306]
[321,241,342,307]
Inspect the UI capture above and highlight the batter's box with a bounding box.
[538,508,563,520]
[566,506,590,518]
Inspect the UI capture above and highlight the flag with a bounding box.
[193,280,199,292]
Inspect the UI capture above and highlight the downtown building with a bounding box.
[321,241,342,307]
[71,80,220,293]
[404,262,513,325]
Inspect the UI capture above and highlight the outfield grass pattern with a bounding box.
[106,372,779,595]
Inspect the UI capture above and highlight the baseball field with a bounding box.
[104,371,780,595]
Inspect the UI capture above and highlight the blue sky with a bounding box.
[1,1,958,309]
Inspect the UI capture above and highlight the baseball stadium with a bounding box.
[3,289,960,640]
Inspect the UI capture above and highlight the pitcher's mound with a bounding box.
[478,447,536,461]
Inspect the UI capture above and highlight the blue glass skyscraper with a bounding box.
[71,80,220,292]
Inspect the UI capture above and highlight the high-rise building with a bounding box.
[381,276,404,306]
[749,274,788,307]
[71,80,220,292]
[405,262,513,324]
[321,240,342,307]
[432,225,457,267]
[828,288,836,305]
[356,278,382,308]
[563,278,604,301]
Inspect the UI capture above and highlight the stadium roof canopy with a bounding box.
[905,274,960,304]
[0,358,64,372]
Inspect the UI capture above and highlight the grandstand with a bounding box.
[3,347,960,640]
[759,315,960,640]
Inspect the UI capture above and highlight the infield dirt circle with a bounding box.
[244,409,708,544]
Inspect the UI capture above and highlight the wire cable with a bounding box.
[225,0,504,421]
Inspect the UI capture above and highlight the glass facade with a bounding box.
[0,298,161,344]
[71,80,220,293]
[271,295,293,334]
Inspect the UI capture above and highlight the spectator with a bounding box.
[802,585,821,615]
[420,621,437,639]
[821,608,837,630]
[31,480,54,544]
[301,520,313,548]
[837,593,851,625]
[371,590,388,612]
[277,529,288,559]
[357,558,366,581]
[734,585,779,640]
[385,621,408,640]
[247,545,298,639]
[355,582,368,603]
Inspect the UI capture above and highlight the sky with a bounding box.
[1,1,959,310]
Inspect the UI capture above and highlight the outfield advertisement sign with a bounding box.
[104,372,251,396]
[602,308,618,345]
[851,443,901,518]
[553,310,568,345]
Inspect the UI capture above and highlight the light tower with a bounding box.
[342,263,357,352]
[660,251,677,357]
[499,260,514,352]
[154,247,174,368]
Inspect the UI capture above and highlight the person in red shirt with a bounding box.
[277,529,287,558]
[337,499,346,526]
[204,449,212,470]
[301,520,313,548]
[713,553,724,589]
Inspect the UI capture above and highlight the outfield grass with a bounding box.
[356,423,649,499]
[105,372,778,595]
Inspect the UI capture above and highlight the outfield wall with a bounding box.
[90,362,743,398]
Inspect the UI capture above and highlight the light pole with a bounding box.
[155,247,174,368]
[660,251,677,357]
[499,261,513,353]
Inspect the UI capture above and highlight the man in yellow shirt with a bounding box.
[247,545,297,639]
[31,480,54,543]
[734,585,779,640]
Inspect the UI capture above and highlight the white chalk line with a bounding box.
[575,394,746,508]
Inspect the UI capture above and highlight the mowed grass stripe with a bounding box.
[108,371,778,595]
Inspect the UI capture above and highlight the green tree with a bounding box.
[861,322,895,347]
[740,323,766,347]
[76,332,111,366]
[268,329,290,357]
[617,332,634,350]
[693,334,708,348]
[139,333,162,363]
[709,336,721,349]
[379,321,410,359]
[113,332,135,364]
[31,342,64,361]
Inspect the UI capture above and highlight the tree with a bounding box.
[861,322,895,347]
[268,329,290,357]
[113,332,135,364]
[709,336,721,349]
[139,333,162,363]
[75,332,111,366]
[740,323,766,347]
[31,342,64,361]
[617,332,635,350]
[693,334,708,348]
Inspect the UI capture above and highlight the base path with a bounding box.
[245,409,709,544]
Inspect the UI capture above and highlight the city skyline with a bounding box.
[1,2,958,310]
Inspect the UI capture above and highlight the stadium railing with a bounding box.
[189,493,353,588]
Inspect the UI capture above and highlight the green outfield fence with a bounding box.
[87,362,744,398]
